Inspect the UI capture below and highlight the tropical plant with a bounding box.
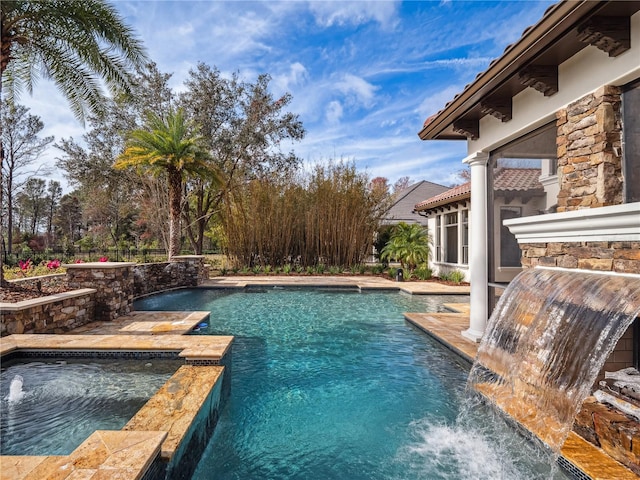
[380,222,432,272]
[413,264,433,280]
[0,0,148,122]
[447,270,466,284]
[115,109,221,258]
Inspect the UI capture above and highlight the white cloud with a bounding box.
[273,62,309,94]
[417,85,466,121]
[335,74,378,109]
[325,101,343,124]
[308,1,400,29]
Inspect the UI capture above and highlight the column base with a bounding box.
[461,328,484,343]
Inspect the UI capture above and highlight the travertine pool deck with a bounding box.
[405,310,640,480]
[203,275,471,294]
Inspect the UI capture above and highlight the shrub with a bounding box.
[448,270,466,284]
[283,264,292,274]
[414,264,433,280]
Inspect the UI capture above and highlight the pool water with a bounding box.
[0,358,178,456]
[136,288,568,480]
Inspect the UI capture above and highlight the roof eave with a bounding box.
[414,192,471,213]
[418,0,605,141]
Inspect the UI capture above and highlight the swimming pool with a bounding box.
[0,358,178,456]
[136,288,568,479]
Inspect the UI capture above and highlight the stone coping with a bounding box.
[0,332,233,361]
[170,255,205,260]
[63,261,136,269]
[0,288,96,312]
[8,273,66,284]
[0,430,167,480]
[203,276,471,295]
[124,365,224,461]
[71,311,210,335]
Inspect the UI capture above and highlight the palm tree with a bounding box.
[1,0,148,122]
[1,0,146,284]
[380,222,432,272]
[115,109,220,259]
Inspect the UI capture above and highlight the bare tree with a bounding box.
[392,176,412,194]
[1,101,53,254]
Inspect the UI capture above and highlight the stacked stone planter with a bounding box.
[65,262,136,321]
[2,256,209,335]
[1,288,96,336]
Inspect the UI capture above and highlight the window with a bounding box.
[445,212,458,264]
[435,215,442,262]
[622,82,640,203]
[462,209,469,265]
[500,207,522,267]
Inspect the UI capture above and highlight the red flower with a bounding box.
[99,256,109,262]
[18,259,32,271]
[46,259,61,269]
[75,259,84,264]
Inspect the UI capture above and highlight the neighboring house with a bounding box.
[418,0,640,383]
[414,168,547,283]
[381,181,449,226]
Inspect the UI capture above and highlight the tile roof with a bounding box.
[494,167,543,192]
[414,182,470,211]
[414,168,543,212]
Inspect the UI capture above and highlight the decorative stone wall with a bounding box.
[65,262,135,321]
[1,257,208,334]
[574,397,640,476]
[519,241,640,274]
[556,85,623,212]
[1,289,96,336]
[133,256,209,298]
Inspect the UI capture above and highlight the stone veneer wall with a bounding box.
[556,85,623,212]
[1,257,208,335]
[519,241,640,274]
[134,256,209,298]
[66,263,135,321]
[518,88,640,474]
[1,289,96,336]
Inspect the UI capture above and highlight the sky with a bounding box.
[21,0,556,192]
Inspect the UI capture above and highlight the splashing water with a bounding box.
[399,395,564,480]
[469,267,640,451]
[7,375,25,403]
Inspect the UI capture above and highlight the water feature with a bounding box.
[469,267,640,451]
[136,288,568,479]
[0,358,179,455]
[7,375,25,403]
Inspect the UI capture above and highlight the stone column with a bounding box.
[65,262,136,321]
[556,85,623,212]
[462,151,490,342]
[170,255,208,285]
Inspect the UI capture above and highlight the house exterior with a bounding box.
[418,0,640,368]
[414,168,547,283]
[381,180,449,226]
